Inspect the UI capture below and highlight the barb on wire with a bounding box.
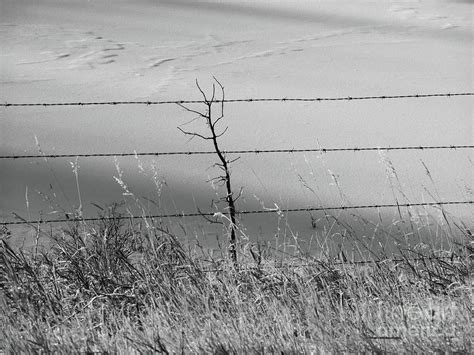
[0,145,472,160]
[1,92,472,107]
[1,201,472,226]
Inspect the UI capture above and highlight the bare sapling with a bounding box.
[177,78,240,265]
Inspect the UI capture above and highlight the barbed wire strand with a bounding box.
[1,201,472,226]
[0,236,462,269]
[1,145,472,160]
[198,255,466,272]
[2,92,472,107]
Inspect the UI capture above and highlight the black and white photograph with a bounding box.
[1,0,472,352]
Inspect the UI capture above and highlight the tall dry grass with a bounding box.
[1,203,472,353]
[1,127,472,352]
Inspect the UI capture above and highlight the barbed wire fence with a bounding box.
[0,144,472,160]
[2,91,473,267]
[198,255,466,272]
[1,201,472,226]
[1,92,472,107]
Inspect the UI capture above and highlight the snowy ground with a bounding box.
[1,0,472,252]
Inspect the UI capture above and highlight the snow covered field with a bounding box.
[1,0,472,251]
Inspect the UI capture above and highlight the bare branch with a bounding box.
[182,134,197,144]
[227,156,240,165]
[214,126,229,138]
[177,126,213,140]
[207,162,224,170]
[180,115,203,127]
[176,102,208,119]
[195,80,208,103]
[178,78,239,266]
[234,186,244,202]
[197,207,223,225]
[213,76,225,95]
[214,164,227,173]
[213,76,225,117]
[213,112,225,127]
[206,176,226,184]
[210,83,216,103]
[205,163,220,173]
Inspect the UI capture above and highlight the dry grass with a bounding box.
[1,204,472,354]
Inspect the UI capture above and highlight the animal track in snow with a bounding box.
[148,58,176,68]
[64,34,127,69]
[388,3,464,30]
